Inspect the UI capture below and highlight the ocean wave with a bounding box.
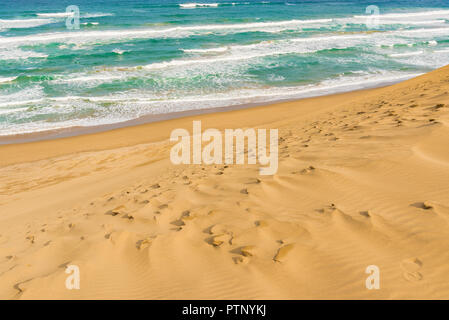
[36,12,112,18]
[0,18,54,30]
[147,47,352,70]
[0,71,421,136]
[35,32,448,79]
[0,48,48,61]
[387,47,449,68]
[112,48,127,54]
[0,18,333,46]
[1,18,448,48]
[0,108,27,115]
[82,13,114,18]
[389,51,424,57]
[354,9,449,20]
[53,73,127,84]
[36,12,74,18]
[179,3,219,8]
[9,72,422,107]
[0,76,17,83]
[0,87,45,107]
[183,47,230,53]
[395,27,449,37]
[147,32,446,70]
[1,25,445,66]
[3,71,420,107]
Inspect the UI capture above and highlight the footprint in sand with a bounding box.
[136,237,153,250]
[245,178,261,185]
[232,255,250,265]
[254,220,268,227]
[401,258,423,282]
[206,233,232,247]
[359,211,371,218]
[301,165,315,174]
[105,210,120,216]
[231,245,256,257]
[26,235,35,244]
[427,103,445,111]
[170,219,185,227]
[181,210,193,221]
[410,202,433,210]
[315,203,337,214]
[273,243,295,263]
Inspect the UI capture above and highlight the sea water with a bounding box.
[0,0,448,135]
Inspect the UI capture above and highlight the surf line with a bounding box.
[170,120,278,175]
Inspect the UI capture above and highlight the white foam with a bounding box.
[378,19,447,26]
[144,34,369,70]
[0,48,48,61]
[180,3,219,8]
[354,9,449,19]
[389,51,424,57]
[0,76,17,83]
[0,18,333,46]
[112,48,125,54]
[0,87,45,107]
[144,42,353,70]
[5,73,419,131]
[39,30,444,79]
[183,47,230,53]
[37,12,74,18]
[0,71,422,136]
[0,18,54,29]
[2,22,446,49]
[0,107,27,115]
[54,73,127,84]
[36,12,112,19]
[82,13,113,18]
[0,99,44,108]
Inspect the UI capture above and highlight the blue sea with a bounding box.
[1,0,449,135]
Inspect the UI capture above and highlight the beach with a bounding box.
[2,1,449,137]
[1,65,448,299]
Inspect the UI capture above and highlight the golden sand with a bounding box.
[1,65,449,299]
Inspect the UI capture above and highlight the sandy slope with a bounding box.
[0,66,449,299]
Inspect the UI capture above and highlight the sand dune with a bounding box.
[0,65,449,299]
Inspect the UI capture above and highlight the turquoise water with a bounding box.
[1,0,449,135]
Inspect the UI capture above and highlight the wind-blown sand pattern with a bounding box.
[0,65,449,299]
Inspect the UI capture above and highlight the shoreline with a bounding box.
[0,76,412,146]
[0,84,386,167]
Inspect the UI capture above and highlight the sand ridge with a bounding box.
[0,66,449,299]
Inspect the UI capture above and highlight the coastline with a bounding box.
[0,75,417,146]
[0,84,385,167]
